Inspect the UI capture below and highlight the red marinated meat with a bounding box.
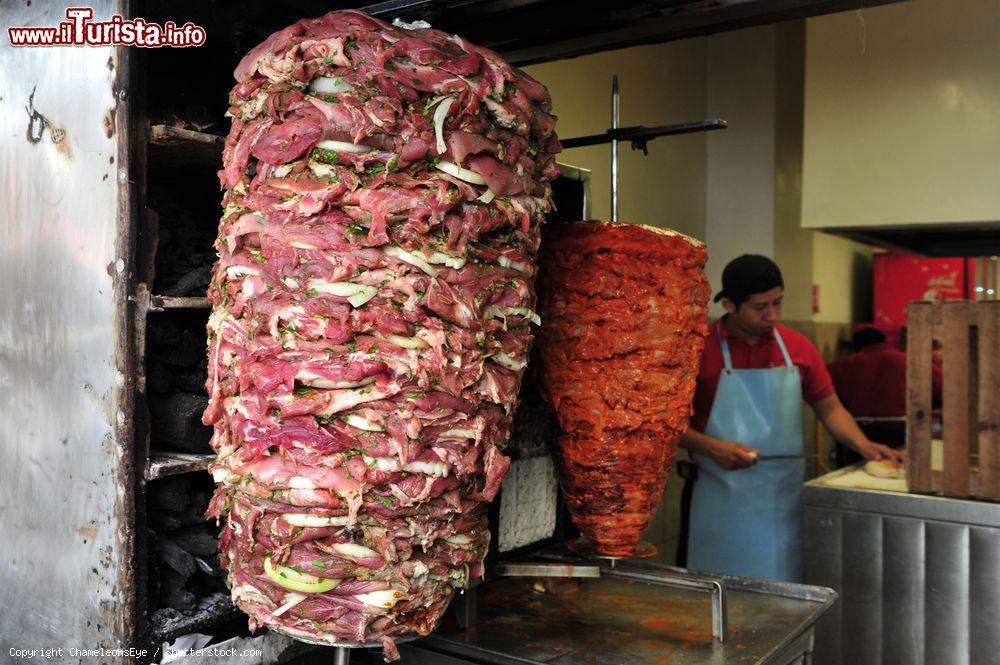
[536,222,709,558]
[206,10,559,659]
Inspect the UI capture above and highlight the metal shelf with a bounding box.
[149,295,211,311]
[145,451,214,481]
[148,125,224,168]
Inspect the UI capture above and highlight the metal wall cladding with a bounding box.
[0,0,128,659]
[805,487,1000,665]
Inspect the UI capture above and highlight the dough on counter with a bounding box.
[864,459,906,479]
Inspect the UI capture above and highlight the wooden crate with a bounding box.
[907,300,1000,500]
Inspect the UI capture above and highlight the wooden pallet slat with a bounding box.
[941,301,972,497]
[979,301,1000,500]
[906,302,934,492]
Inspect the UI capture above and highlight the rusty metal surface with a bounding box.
[0,0,130,659]
[422,560,835,664]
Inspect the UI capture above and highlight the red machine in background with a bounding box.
[873,254,968,328]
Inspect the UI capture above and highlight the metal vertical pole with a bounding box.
[611,75,620,222]
[334,646,350,665]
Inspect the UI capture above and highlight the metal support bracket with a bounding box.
[560,118,728,150]
[606,565,728,642]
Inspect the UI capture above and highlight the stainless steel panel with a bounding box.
[969,527,1000,665]
[0,0,130,660]
[881,516,924,665]
[804,474,1000,665]
[925,523,969,665]
[804,507,842,665]
[840,512,882,665]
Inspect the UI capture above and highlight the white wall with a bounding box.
[524,39,709,241]
[704,26,777,316]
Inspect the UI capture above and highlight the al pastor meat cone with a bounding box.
[536,221,709,557]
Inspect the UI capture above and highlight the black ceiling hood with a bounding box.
[823,222,1000,258]
[357,0,905,65]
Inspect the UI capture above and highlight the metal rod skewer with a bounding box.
[611,75,619,222]
[334,646,350,665]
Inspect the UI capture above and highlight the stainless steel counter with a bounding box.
[804,466,1000,665]
[383,559,835,665]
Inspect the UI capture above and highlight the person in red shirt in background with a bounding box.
[678,255,902,582]
[827,327,942,467]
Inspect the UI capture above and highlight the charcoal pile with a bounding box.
[148,312,213,454]
[148,477,228,613]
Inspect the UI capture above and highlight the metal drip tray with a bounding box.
[397,559,836,665]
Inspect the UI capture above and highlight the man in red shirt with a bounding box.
[679,255,902,581]
[827,327,941,465]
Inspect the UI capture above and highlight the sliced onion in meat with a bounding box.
[342,413,384,432]
[289,241,320,250]
[308,280,378,307]
[426,251,466,269]
[355,589,406,608]
[440,428,477,439]
[282,513,350,528]
[383,245,438,277]
[272,592,309,617]
[264,558,340,593]
[506,307,541,326]
[434,159,486,185]
[362,455,401,472]
[484,305,541,327]
[298,374,376,390]
[309,76,353,95]
[361,455,447,477]
[403,460,449,477]
[477,190,496,204]
[492,351,527,371]
[288,476,317,490]
[497,256,529,273]
[385,334,428,349]
[433,96,455,155]
[332,542,381,559]
[315,139,372,154]
[226,265,261,278]
[446,534,474,545]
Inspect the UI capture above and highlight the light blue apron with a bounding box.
[687,323,805,582]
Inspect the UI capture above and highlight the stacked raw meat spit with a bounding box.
[202,10,559,658]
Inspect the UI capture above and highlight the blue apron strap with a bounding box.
[718,321,733,372]
[772,327,794,369]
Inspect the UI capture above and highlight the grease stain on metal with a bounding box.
[76,526,99,541]
[25,87,47,143]
[25,87,71,157]
[103,107,116,138]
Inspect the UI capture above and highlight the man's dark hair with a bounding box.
[714,255,783,308]
[852,327,887,352]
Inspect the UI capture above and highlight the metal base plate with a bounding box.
[567,537,657,561]
[269,625,423,649]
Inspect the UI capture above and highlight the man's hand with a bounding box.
[709,441,760,470]
[856,441,906,464]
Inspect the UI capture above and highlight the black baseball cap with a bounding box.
[714,254,784,304]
